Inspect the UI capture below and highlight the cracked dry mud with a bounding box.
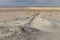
[0,10,60,40]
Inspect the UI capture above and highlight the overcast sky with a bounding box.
[0,0,60,6]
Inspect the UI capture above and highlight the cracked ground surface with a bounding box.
[0,10,60,40]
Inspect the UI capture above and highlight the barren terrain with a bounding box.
[0,8,60,40]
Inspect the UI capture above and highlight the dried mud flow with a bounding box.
[0,9,60,40]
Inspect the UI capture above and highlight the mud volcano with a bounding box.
[0,8,60,40]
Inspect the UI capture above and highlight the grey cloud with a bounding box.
[0,0,60,6]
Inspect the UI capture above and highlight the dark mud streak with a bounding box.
[20,26,41,40]
[28,13,39,25]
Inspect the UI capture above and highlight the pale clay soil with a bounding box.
[0,10,60,40]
